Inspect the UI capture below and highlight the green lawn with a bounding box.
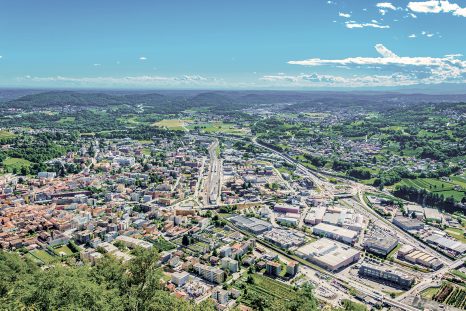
[54,245,75,256]
[2,157,31,172]
[30,250,56,264]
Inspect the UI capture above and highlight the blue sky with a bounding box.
[1,0,466,89]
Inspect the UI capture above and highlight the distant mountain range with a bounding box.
[1,89,466,113]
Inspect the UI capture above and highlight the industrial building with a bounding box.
[312,223,358,244]
[364,235,398,256]
[392,216,424,231]
[358,263,414,289]
[425,234,466,257]
[228,215,272,235]
[296,238,360,271]
[397,245,443,270]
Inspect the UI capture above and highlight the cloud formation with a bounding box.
[376,2,398,10]
[339,12,351,18]
[283,44,466,86]
[19,74,217,87]
[345,21,390,28]
[408,1,466,17]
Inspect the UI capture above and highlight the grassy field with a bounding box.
[151,237,176,251]
[153,119,189,130]
[30,250,56,264]
[445,227,466,243]
[0,130,16,140]
[53,245,75,256]
[187,121,247,136]
[421,287,439,300]
[396,177,466,202]
[57,116,76,124]
[2,157,31,172]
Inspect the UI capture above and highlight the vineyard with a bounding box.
[433,283,466,309]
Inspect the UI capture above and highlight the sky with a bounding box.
[1,0,466,90]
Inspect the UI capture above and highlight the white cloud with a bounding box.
[376,2,398,10]
[345,21,390,28]
[409,33,417,38]
[19,74,219,88]
[93,63,101,67]
[408,1,466,17]
[286,44,466,86]
[339,12,351,18]
[260,72,435,87]
[139,56,147,61]
[379,9,387,15]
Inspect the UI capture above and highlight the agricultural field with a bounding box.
[429,282,466,309]
[153,119,189,131]
[2,157,31,172]
[396,177,466,202]
[235,273,298,304]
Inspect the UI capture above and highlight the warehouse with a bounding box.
[296,238,360,271]
[364,235,398,256]
[312,223,358,244]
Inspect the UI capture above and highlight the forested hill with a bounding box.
[4,90,466,114]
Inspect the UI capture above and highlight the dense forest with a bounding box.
[0,248,322,311]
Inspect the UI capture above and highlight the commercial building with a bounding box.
[296,238,360,271]
[312,223,358,244]
[304,206,327,225]
[274,204,300,214]
[364,235,398,256]
[358,263,414,289]
[263,228,306,249]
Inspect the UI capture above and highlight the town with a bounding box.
[1,95,465,311]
